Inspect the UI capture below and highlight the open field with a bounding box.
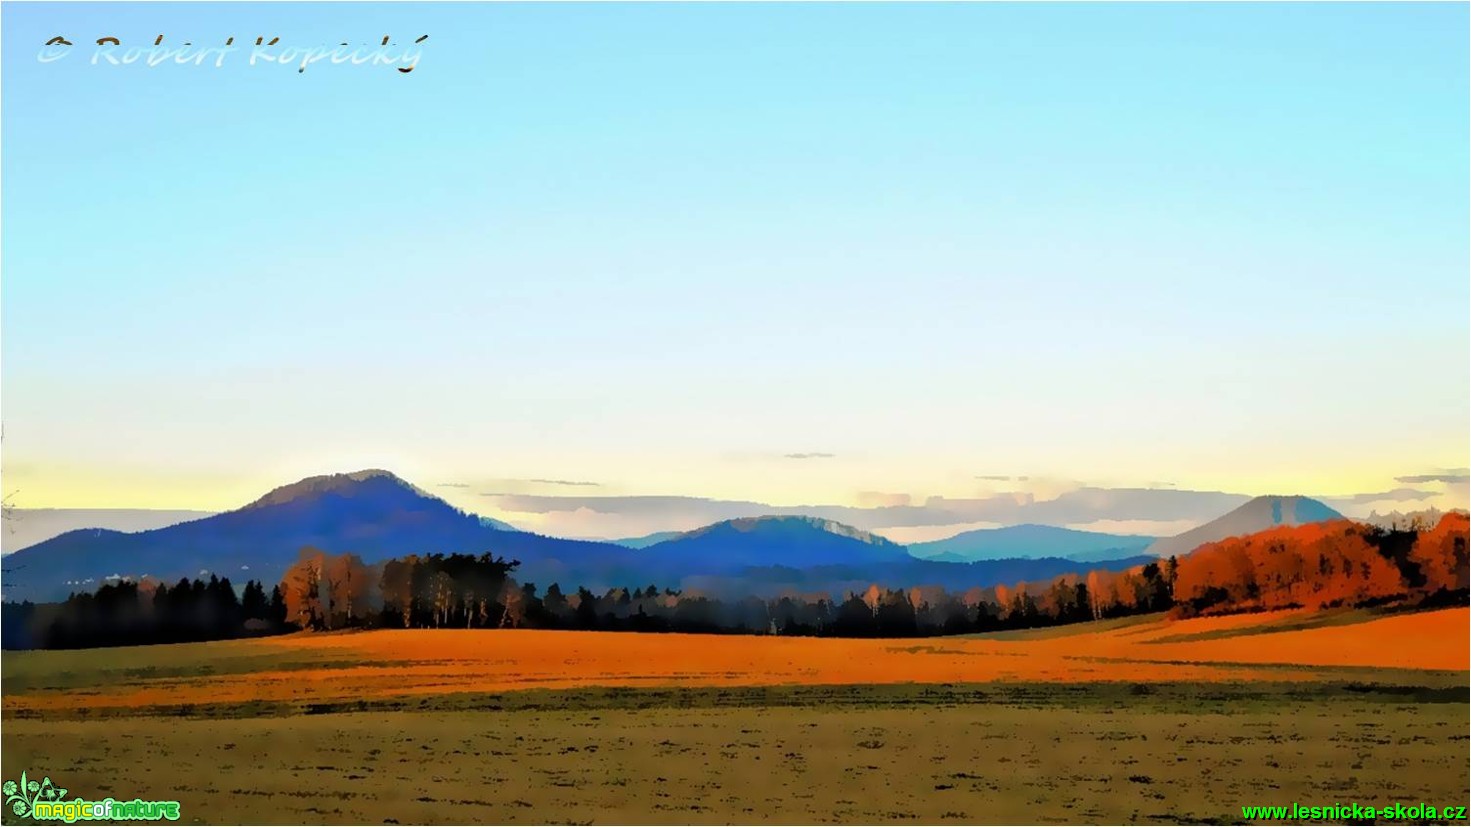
[4,684,1468,825]
[3,608,1467,824]
[4,607,1466,716]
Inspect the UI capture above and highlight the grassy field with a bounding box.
[2,608,1467,824]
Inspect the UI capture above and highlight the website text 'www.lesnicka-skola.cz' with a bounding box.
[1243,803,1470,822]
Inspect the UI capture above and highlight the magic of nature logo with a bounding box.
[4,772,180,822]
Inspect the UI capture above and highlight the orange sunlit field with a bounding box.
[5,606,1465,716]
[4,607,1467,825]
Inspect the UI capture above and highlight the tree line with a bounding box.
[1,575,287,649]
[1173,513,1467,615]
[3,513,1465,649]
[268,545,1176,636]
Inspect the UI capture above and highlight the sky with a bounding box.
[2,2,1467,541]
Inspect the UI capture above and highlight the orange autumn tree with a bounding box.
[1408,512,1470,594]
[1086,568,1134,617]
[991,583,1012,620]
[322,552,375,628]
[1174,520,1405,615]
[281,547,327,630]
[281,547,376,630]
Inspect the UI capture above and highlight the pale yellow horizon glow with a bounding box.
[4,454,1466,516]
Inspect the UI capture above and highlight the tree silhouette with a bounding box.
[6,514,1466,650]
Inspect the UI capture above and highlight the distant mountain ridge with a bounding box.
[2,470,1203,603]
[611,531,682,549]
[2,509,218,554]
[1362,507,1469,531]
[1146,495,1343,559]
[642,516,909,569]
[239,469,433,509]
[683,554,1158,600]
[3,471,628,602]
[908,524,1156,563]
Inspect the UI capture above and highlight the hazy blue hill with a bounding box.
[1145,495,1344,559]
[3,473,1187,604]
[611,531,683,549]
[908,524,1156,563]
[2,509,217,554]
[479,515,519,531]
[916,551,971,564]
[630,515,1149,596]
[685,555,1158,600]
[642,516,910,570]
[2,470,632,602]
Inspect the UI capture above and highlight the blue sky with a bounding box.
[2,2,1467,538]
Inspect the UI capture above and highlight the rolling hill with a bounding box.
[610,531,683,549]
[1145,495,1343,560]
[642,516,910,569]
[614,516,1154,598]
[2,509,217,554]
[2,471,1166,603]
[908,524,1156,563]
[1,470,633,602]
[682,554,1156,599]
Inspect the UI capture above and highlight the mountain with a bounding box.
[2,509,217,554]
[908,524,1156,563]
[683,555,1158,600]
[2,470,633,602]
[2,472,1170,604]
[918,551,974,564]
[642,516,909,570]
[478,515,520,532]
[631,516,1155,598]
[1145,495,1344,560]
[611,531,683,549]
[1362,507,1468,531]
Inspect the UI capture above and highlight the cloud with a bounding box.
[873,521,1006,545]
[783,452,835,460]
[469,478,605,495]
[1394,471,1470,484]
[1017,488,1250,525]
[1066,518,1200,537]
[476,479,1465,542]
[855,491,913,509]
[479,487,1257,541]
[436,482,470,488]
[1321,488,1439,507]
[486,494,767,522]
